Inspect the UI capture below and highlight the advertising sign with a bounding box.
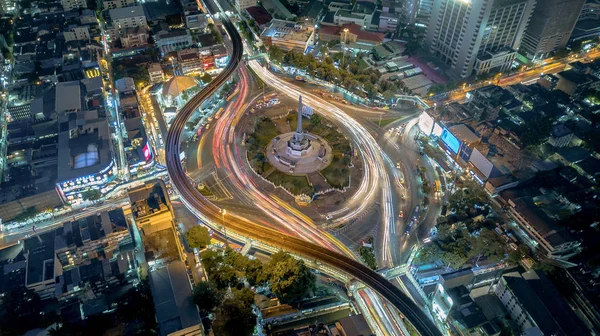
[440,128,460,154]
[418,112,434,135]
[432,123,443,137]
[143,142,153,162]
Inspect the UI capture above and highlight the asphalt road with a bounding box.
[165,17,441,336]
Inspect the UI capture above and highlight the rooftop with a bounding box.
[109,5,146,21]
[501,272,562,336]
[449,124,480,145]
[261,19,314,43]
[56,110,113,182]
[162,76,198,97]
[246,6,272,26]
[502,193,576,248]
[55,81,82,113]
[149,261,201,335]
[24,231,56,286]
[556,146,590,164]
[522,270,589,336]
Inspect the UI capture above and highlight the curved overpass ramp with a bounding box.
[165,18,442,336]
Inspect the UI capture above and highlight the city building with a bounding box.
[109,5,147,30]
[155,30,193,55]
[161,76,199,105]
[148,63,164,83]
[246,6,273,29]
[0,0,16,14]
[128,181,201,335]
[235,0,256,11]
[63,25,90,42]
[402,0,434,28]
[548,124,574,148]
[555,69,599,97]
[378,11,400,32]
[260,19,316,53]
[103,0,136,9]
[571,0,600,41]
[184,12,208,30]
[495,271,587,335]
[120,26,149,48]
[61,0,87,11]
[124,117,154,175]
[424,0,535,78]
[54,81,116,203]
[520,0,586,62]
[500,190,582,261]
[177,48,203,75]
[319,23,385,49]
[21,209,136,301]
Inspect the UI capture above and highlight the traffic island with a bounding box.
[245,95,353,204]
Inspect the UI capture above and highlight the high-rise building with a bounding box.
[424,0,535,79]
[402,0,434,28]
[520,0,586,62]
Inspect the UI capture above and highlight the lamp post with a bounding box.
[220,208,227,245]
[342,28,349,69]
[169,56,176,77]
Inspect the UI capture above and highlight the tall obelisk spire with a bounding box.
[295,95,303,141]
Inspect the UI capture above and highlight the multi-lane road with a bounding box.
[165,17,441,336]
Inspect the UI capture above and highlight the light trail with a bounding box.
[249,61,397,266]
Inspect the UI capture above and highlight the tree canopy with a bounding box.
[192,281,223,315]
[212,289,256,336]
[262,251,315,303]
[186,226,211,249]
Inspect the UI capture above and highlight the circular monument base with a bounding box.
[266,132,333,175]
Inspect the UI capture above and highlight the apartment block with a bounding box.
[424,0,535,78]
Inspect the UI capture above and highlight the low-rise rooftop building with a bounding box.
[261,19,315,53]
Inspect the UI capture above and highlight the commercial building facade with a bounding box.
[155,30,193,55]
[424,0,535,78]
[520,0,586,61]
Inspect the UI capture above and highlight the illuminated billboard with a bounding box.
[432,123,443,137]
[441,128,460,154]
[418,112,434,135]
[143,142,153,162]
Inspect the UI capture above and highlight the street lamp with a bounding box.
[220,209,227,245]
[342,28,349,69]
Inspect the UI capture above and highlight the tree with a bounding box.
[507,244,529,265]
[200,72,212,84]
[519,114,553,148]
[212,293,256,336]
[263,252,315,303]
[268,45,284,64]
[115,278,157,331]
[186,226,211,249]
[81,189,101,201]
[309,113,322,126]
[192,281,223,315]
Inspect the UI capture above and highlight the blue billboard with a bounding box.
[441,129,460,154]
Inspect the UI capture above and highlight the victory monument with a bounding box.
[266,95,332,175]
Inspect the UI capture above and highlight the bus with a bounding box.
[226,86,240,101]
[434,180,441,196]
[215,107,224,119]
